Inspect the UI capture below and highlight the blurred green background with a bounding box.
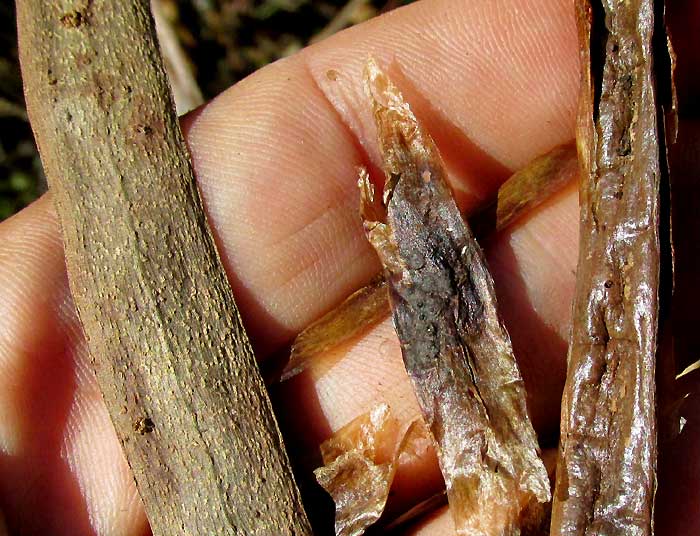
[0,0,413,221]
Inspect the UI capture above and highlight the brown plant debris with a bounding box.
[283,142,576,382]
[314,404,430,536]
[358,59,550,535]
[551,1,664,534]
[283,276,391,381]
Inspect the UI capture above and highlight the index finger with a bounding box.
[181,0,579,354]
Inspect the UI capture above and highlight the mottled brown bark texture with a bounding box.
[360,60,550,536]
[16,1,311,534]
[551,1,663,534]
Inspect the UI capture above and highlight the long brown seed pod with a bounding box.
[551,1,663,534]
[284,143,577,381]
[360,59,550,536]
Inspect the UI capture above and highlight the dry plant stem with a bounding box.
[551,1,662,534]
[16,1,311,534]
[285,143,576,379]
[360,60,550,536]
[152,0,204,115]
[310,0,370,44]
[284,276,390,380]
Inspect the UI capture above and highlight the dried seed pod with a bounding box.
[359,59,550,536]
[283,143,577,383]
[551,1,663,534]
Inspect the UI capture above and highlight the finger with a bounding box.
[273,183,579,516]
[0,196,148,536]
[0,168,573,536]
[402,505,453,535]
[181,0,578,354]
[0,0,578,532]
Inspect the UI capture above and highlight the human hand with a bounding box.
[0,0,695,534]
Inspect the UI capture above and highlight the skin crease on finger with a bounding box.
[0,0,580,534]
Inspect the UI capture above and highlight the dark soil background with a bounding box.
[0,0,413,220]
